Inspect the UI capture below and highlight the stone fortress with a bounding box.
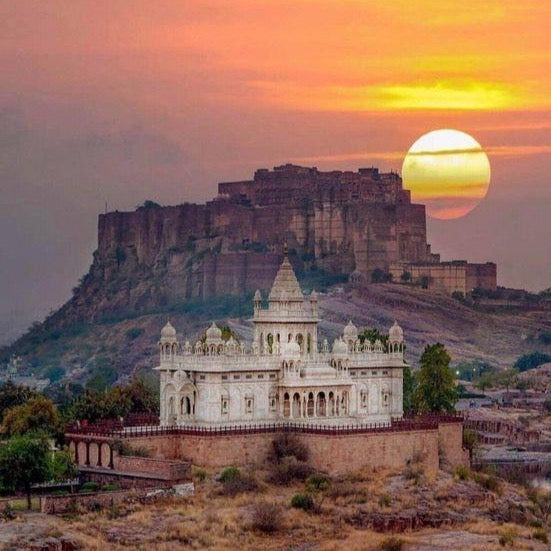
[82,163,495,323]
[157,254,405,426]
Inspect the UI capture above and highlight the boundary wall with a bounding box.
[67,418,467,476]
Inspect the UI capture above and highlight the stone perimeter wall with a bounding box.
[123,422,467,475]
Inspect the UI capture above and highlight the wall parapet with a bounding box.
[66,413,463,439]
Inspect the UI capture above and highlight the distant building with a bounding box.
[389,260,497,295]
[157,254,405,425]
[0,355,50,391]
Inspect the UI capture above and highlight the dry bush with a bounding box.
[271,434,308,462]
[250,502,282,533]
[380,536,405,551]
[267,456,314,485]
[217,469,259,497]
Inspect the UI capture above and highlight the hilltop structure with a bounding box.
[157,255,405,426]
[77,164,494,322]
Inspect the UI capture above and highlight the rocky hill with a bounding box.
[0,162,546,388]
[2,279,550,389]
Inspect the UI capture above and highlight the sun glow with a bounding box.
[402,129,491,219]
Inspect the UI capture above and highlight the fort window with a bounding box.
[361,371,367,376]
[221,375,228,380]
[233,375,240,380]
[221,396,229,415]
[269,394,277,411]
[372,371,378,375]
[269,374,276,379]
[199,375,205,380]
[258,374,264,379]
[246,374,252,379]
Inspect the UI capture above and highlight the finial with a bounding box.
[283,242,288,256]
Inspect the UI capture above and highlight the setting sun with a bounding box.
[402,129,491,219]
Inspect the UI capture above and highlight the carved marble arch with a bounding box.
[295,333,304,353]
[307,333,312,354]
[164,383,177,412]
[328,391,336,416]
[267,333,274,354]
[283,392,290,417]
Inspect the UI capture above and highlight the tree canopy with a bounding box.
[0,435,51,509]
[2,395,59,437]
[0,381,38,423]
[413,343,457,413]
[68,378,159,423]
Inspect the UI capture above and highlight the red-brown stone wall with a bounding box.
[124,426,466,475]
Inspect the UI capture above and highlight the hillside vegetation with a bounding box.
[1,282,551,389]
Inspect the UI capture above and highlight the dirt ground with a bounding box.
[1,465,549,551]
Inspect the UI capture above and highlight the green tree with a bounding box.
[50,448,79,492]
[358,328,389,350]
[402,365,416,413]
[413,343,457,413]
[514,352,551,372]
[0,381,38,423]
[2,395,59,437]
[496,368,519,394]
[475,372,495,392]
[0,436,51,509]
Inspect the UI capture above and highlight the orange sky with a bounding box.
[1,1,551,335]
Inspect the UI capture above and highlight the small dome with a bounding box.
[161,321,177,339]
[332,337,348,355]
[310,289,318,301]
[227,336,236,345]
[343,320,358,339]
[283,340,301,357]
[206,322,222,340]
[254,289,262,301]
[389,320,404,343]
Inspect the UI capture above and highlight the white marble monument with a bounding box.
[156,255,405,426]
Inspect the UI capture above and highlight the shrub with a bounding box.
[532,530,548,543]
[498,529,516,547]
[219,471,258,497]
[291,493,314,511]
[1,502,16,521]
[404,467,424,485]
[87,500,103,512]
[101,483,119,492]
[80,481,99,493]
[194,467,207,482]
[305,473,330,492]
[272,435,308,462]
[219,466,241,483]
[378,493,392,507]
[455,466,470,481]
[268,457,314,485]
[472,472,499,492]
[251,502,282,533]
[380,537,405,551]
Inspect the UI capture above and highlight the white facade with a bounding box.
[156,256,406,426]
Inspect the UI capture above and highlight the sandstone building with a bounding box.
[157,255,405,426]
[63,163,496,323]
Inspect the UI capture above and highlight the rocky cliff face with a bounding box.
[52,164,431,326]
